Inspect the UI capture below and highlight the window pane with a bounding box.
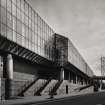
[34,34,37,45]
[22,23,25,37]
[22,36,25,47]
[7,27,13,40]
[21,11,24,23]
[32,31,34,43]
[13,31,16,42]
[7,12,12,29]
[12,16,16,31]
[25,3,28,16]
[34,24,37,33]
[0,7,6,24]
[32,10,34,22]
[1,0,6,8]
[25,26,28,39]
[17,8,21,20]
[7,0,12,13]
[29,28,31,41]
[0,23,6,37]
[25,16,28,26]
[32,22,34,31]
[26,39,28,49]
[29,7,31,18]
[21,0,24,12]
[17,0,20,8]
[16,20,22,35]
[12,0,16,4]
[17,33,22,45]
[12,3,16,16]
[29,19,31,28]
[35,13,37,24]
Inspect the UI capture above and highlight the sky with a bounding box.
[29,0,105,76]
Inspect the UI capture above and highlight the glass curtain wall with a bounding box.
[68,39,93,76]
[0,0,55,60]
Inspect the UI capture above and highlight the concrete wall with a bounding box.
[0,56,3,78]
[11,79,30,96]
[13,57,38,80]
[0,78,5,100]
[13,72,36,81]
[57,80,94,96]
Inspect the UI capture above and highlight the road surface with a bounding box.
[31,92,105,105]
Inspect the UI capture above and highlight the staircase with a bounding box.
[49,80,63,95]
[24,79,47,96]
[18,78,38,96]
[41,80,58,95]
[71,85,94,96]
[57,80,67,95]
[12,79,30,96]
[74,84,93,92]
[34,79,51,96]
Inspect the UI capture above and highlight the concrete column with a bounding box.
[99,79,102,91]
[69,72,71,82]
[71,73,73,84]
[7,54,13,80]
[83,79,85,85]
[60,68,64,80]
[76,75,78,84]
[6,54,13,99]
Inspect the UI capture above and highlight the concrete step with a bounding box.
[24,79,47,96]
[41,80,58,95]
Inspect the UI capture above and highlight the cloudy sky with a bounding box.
[29,0,105,76]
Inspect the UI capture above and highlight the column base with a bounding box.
[5,78,13,100]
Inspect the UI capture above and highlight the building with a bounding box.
[0,0,94,99]
[101,57,105,76]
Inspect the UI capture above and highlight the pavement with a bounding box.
[0,94,77,105]
[0,91,105,105]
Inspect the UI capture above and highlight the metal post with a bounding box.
[66,85,68,94]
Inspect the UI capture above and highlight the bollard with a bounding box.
[66,85,68,94]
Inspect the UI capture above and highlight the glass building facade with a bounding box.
[68,40,93,77]
[0,0,55,60]
[0,0,93,77]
